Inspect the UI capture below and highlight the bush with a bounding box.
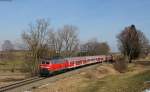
[113,56,128,73]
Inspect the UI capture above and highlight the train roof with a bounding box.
[43,55,106,63]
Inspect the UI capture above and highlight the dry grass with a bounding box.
[0,72,27,86]
[113,56,128,73]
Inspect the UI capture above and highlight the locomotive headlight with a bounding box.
[45,66,50,68]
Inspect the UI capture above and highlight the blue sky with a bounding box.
[0,0,150,52]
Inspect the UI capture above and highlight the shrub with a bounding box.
[113,56,128,73]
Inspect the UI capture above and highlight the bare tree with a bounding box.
[1,40,15,61]
[55,30,64,52]
[60,25,78,51]
[139,31,150,56]
[117,25,149,63]
[47,25,80,57]
[47,29,64,58]
[98,42,110,55]
[2,40,14,51]
[22,19,50,75]
[14,39,28,50]
[80,38,110,56]
[47,29,63,52]
[47,30,59,58]
[85,38,98,52]
[58,25,79,56]
[47,29,55,46]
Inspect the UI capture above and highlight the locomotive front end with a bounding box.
[39,60,52,76]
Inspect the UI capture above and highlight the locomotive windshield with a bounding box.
[41,60,50,64]
[41,61,45,64]
[46,62,50,64]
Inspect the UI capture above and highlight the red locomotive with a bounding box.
[39,55,113,76]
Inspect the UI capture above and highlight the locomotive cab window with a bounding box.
[46,61,49,64]
[41,60,50,64]
[42,61,45,64]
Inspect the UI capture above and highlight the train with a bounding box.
[39,55,114,76]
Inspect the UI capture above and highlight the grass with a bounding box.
[0,60,24,73]
[0,60,24,68]
[0,51,25,71]
[80,68,150,92]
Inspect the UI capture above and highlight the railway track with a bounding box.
[0,76,45,92]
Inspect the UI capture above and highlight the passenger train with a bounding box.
[39,55,113,76]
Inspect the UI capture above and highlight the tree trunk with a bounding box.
[129,57,132,63]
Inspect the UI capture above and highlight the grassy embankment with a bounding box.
[81,65,150,92]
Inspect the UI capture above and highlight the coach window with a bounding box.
[70,61,74,65]
[46,61,49,64]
